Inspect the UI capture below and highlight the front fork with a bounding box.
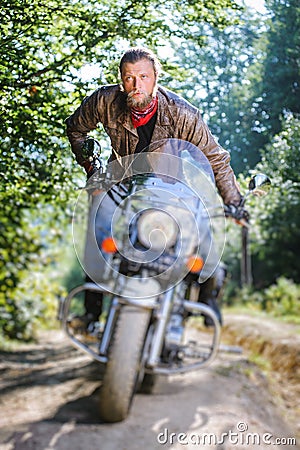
[147,287,175,367]
[59,282,221,374]
[146,284,221,374]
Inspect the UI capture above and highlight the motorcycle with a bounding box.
[58,138,271,423]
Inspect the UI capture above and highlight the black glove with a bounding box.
[81,138,102,179]
[224,204,250,223]
[82,160,98,179]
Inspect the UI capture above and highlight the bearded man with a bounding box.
[66,47,244,327]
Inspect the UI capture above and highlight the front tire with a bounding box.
[99,305,151,422]
[138,372,158,394]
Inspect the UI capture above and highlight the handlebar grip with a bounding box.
[224,204,250,225]
[82,138,102,160]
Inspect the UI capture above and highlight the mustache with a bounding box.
[127,89,147,98]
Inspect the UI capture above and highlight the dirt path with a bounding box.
[0,316,299,450]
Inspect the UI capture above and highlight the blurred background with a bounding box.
[0,0,299,343]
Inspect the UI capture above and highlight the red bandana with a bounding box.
[130,96,158,128]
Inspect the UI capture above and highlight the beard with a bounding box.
[126,90,154,109]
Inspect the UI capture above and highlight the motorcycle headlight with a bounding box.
[137,209,178,251]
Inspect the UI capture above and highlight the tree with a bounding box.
[168,0,300,174]
[249,114,300,286]
[257,0,300,136]
[167,7,266,173]
[0,0,242,340]
[230,0,300,169]
[220,115,300,299]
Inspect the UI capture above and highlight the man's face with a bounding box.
[121,58,157,109]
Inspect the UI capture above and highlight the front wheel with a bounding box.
[98,305,151,422]
[138,372,158,394]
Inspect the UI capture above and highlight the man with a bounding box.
[66,47,244,326]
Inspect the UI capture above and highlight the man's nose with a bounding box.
[134,77,142,89]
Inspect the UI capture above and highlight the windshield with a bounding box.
[74,139,226,293]
[86,139,217,207]
[145,138,215,183]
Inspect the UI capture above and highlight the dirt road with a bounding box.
[0,318,299,450]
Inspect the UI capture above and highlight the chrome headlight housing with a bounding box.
[137,209,178,251]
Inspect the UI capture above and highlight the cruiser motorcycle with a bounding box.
[58,138,271,423]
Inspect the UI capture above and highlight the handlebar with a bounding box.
[224,204,250,228]
[82,138,103,175]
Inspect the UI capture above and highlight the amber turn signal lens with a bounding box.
[186,255,204,273]
[101,237,118,253]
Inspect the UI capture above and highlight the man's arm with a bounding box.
[175,106,242,206]
[65,89,103,168]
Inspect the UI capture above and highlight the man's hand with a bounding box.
[224,203,250,224]
[82,160,98,179]
[86,164,98,180]
[81,138,102,179]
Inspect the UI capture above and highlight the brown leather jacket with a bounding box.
[66,84,241,205]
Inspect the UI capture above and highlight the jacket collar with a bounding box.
[116,85,173,138]
[151,87,174,142]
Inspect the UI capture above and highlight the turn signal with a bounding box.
[101,237,118,253]
[186,255,204,273]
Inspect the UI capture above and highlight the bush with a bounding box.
[249,116,300,286]
[0,268,66,342]
[228,277,300,318]
[263,277,300,316]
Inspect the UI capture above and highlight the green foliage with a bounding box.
[258,0,300,135]
[229,277,300,319]
[0,0,242,341]
[249,115,300,285]
[222,115,300,318]
[1,0,298,340]
[169,0,300,174]
[228,284,264,307]
[0,265,66,341]
[167,9,263,172]
[263,277,300,316]
[235,0,300,170]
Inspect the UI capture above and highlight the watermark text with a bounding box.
[157,422,297,446]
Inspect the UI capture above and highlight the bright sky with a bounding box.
[243,0,267,13]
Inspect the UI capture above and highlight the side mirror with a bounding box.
[248,173,271,197]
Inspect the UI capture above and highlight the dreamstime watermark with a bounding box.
[157,422,297,446]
